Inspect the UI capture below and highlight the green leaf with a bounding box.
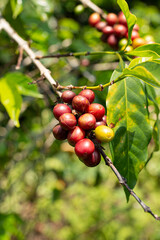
[127,43,160,59]
[145,84,160,151]
[128,57,153,69]
[11,0,23,18]
[0,76,22,127]
[117,0,137,45]
[106,71,152,200]
[4,72,43,98]
[122,65,160,88]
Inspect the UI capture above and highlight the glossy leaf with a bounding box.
[127,43,160,59]
[117,0,137,45]
[128,57,153,69]
[122,65,160,88]
[106,71,152,199]
[0,76,22,127]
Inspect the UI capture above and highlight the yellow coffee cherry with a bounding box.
[95,125,115,143]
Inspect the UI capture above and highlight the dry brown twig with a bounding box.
[79,0,107,19]
[0,16,61,97]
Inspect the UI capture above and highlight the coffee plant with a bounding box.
[0,0,160,227]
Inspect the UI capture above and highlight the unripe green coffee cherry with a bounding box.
[95,125,114,142]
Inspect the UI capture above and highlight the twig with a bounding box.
[0,16,61,97]
[15,46,23,70]
[35,50,116,60]
[79,0,107,19]
[90,134,160,221]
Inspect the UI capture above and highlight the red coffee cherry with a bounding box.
[126,30,140,40]
[94,121,106,129]
[118,11,127,26]
[78,113,96,130]
[114,24,127,38]
[61,90,76,104]
[72,95,90,113]
[59,113,77,130]
[102,115,107,124]
[79,89,95,103]
[87,103,105,121]
[53,103,72,120]
[67,126,85,146]
[133,24,139,31]
[52,124,68,140]
[88,12,101,27]
[75,138,95,159]
[107,34,118,48]
[83,149,101,167]
[106,13,118,26]
[95,21,107,31]
[102,25,114,36]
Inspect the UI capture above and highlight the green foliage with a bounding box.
[0,0,160,238]
[0,72,42,127]
[117,0,137,45]
[127,43,160,58]
[106,67,152,199]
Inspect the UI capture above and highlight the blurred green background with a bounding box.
[0,0,160,239]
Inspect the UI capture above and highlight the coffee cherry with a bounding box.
[102,25,114,36]
[75,138,95,159]
[88,103,105,121]
[88,13,101,27]
[132,38,146,49]
[61,90,76,104]
[81,59,90,67]
[95,125,114,142]
[72,95,90,113]
[53,104,72,120]
[94,121,106,129]
[118,11,127,26]
[78,113,96,130]
[83,149,101,167]
[102,115,107,124]
[118,38,128,49]
[125,45,133,52]
[114,24,127,38]
[95,21,107,31]
[67,126,85,146]
[74,4,85,15]
[52,124,68,140]
[107,34,118,48]
[59,113,77,130]
[126,30,140,41]
[133,24,139,32]
[79,89,95,103]
[106,13,118,26]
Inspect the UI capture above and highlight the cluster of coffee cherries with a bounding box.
[88,12,155,50]
[52,89,114,167]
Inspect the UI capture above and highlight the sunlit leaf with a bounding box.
[0,76,22,127]
[127,43,160,59]
[4,72,43,98]
[117,0,137,45]
[11,0,23,18]
[106,70,152,200]
[123,65,160,88]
